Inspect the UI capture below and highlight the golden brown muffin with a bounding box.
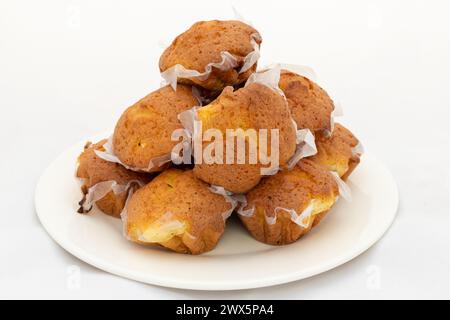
[112,85,198,171]
[279,70,335,132]
[192,83,297,193]
[160,20,261,91]
[310,123,361,179]
[123,169,232,254]
[238,159,339,245]
[76,140,152,218]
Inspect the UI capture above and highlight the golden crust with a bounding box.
[279,70,334,132]
[159,20,261,91]
[76,140,152,218]
[310,123,361,179]
[112,85,198,171]
[239,159,339,245]
[124,169,231,254]
[193,83,297,193]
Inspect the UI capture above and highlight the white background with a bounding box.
[1,0,449,299]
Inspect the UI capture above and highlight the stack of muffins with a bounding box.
[76,20,363,254]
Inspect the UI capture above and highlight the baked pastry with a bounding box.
[123,169,233,254]
[76,140,152,217]
[310,123,362,179]
[238,159,339,245]
[112,85,198,172]
[160,20,261,91]
[192,83,297,193]
[71,18,365,255]
[279,69,335,132]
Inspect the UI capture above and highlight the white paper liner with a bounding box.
[261,166,280,176]
[191,86,204,106]
[234,194,255,217]
[330,171,352,202]
[238,205,255,218]
[208,185,240,221]
[94,136,172,173]
[237,194,337,228]
[177,107,200,139]
[270,201,316,228]
[287,127,317,170]
[240,34,261,73]
[161,33,261,91]
[245,64,284,96]
[328,102,344,134]
[352,141,365,156]
[79,179,144,213]
[248,63,318,94]
[120,186,135,240]
[280,63,318,82]
[265,214,277,225]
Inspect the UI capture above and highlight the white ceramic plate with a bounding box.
[35,134,398,291]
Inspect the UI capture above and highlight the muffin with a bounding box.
[191,83,297,193]
[123,169,233,254]
[160,20,261,91]
[310,123,362,179]
[279,69,335,132]
[112,85,198,172]
[238,159,339,245]
[76,140,152,217]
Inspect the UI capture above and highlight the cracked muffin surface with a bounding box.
[124,169,232,254]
